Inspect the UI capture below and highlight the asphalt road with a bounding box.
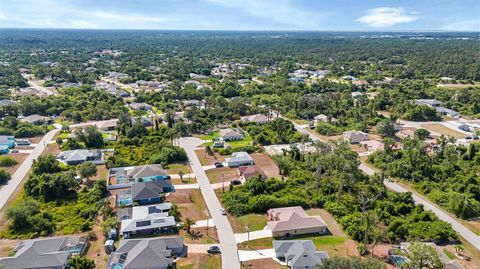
[178,137,240,269]
[0,127,61,211]
[285,114,480,252]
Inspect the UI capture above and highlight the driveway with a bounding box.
[186,243,218,254]
[0,127,61,210]
[238,249,278,262]
[235,228,272,244]
[178,137,241,269]
[279,112,480,252]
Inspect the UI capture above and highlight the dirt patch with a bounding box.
[251,153,280,178]
[43,143,60,156]
[205,167,239,183]
[84,215,108,269]
[92,165,108,181]
[180,227,219,244]
[167,189,210,221]
[195,149,225,166]
[307,209,346,237]
[0,239,20,256]
[421,123,466,139]
[241,258,287,269]
[28,135,45,144]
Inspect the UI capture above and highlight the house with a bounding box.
[97,120,117,131]
[105,237,186,269]
[131,180,174,205]
[267,206,328,237]
[398,128,416,138]
[273,240,329,269]
[219,128,243,141]
[313,114,337,124]
[360,140,385,152]
[0,99,17,107]
[238,79,251,86]
[132,116,153,127]
[343,130,369,144]
[108,164,171,190]
[289,77,305,83]
[106,71,129,80]
[226,151,254,167]
[118,203,172,221]
[238,165,267,181]
[351,91,363,98]
[435,107,459,117]
[241,114,269,124]
[120,212,176,238]
[0,236,88,269]
[414,99,443,107]
[0,135,16,148]
[398,242,464,269]
[19,114,53,125]
[353,80,369,87]
[458,124,475,132]
[57,149,104,165]
[129,102,153,111]
[0,145,9,154]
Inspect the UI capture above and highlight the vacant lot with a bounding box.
[2,153,28,175]
[241,258,287,269]
[205,167,238,183]
[166,163,192,175]
[229,214,268,233]
[177,253,221,269]
[421,123,466,139]
[195,149,225,166]
[251,153,280,178]
[167,189,210,221]
[180,227,219,244]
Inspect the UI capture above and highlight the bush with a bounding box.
[0,156,18,167]
[316,122,342,136]
[0,169,11,184]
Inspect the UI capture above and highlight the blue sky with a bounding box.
[1,0,479,31]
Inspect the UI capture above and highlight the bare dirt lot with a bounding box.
[195,149,225,166]
[167,189,210,221]
[421,123,466,139]
[205,167,239,183]
[251,153,280,178]
[176,253,221,269]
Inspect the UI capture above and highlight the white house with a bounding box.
[343,130,369,144]
[226,152,254,167]
[219,128,243,141]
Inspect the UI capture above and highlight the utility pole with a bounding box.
[221,173,225,193]
[246,225,250,248]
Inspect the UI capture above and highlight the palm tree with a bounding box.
[183,218,196,234]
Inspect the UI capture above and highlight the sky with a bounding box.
[0,0,479,31]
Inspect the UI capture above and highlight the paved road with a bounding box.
[178,137,240,269]
[281,114,480,252]
[70,119,118,128]
[0,128,61,211]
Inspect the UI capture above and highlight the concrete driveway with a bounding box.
[178,137,240,269]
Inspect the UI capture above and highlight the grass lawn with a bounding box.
[205,167,238,183]
[229,214,268,233]
[167,189,210,221]
[238,237,272,250]
[152,107,162,115]
[172,177,196,185]
[241,258,287,269]
[177,254,221,269]
[92,165,108,181]
[200,132,219,141]
[180,227,219,244]
[166,163,191,175]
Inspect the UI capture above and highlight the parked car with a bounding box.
[207,245,221,254]
[230,179,241,185]
[220,208,226,215]
[214,162,224,168]
[10,149,19,153]
[308,120,315,129]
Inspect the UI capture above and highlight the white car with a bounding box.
[220,208,226,215]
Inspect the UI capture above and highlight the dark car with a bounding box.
[230,179,241,185]
[207,245,221,254]
[214,162,224,168]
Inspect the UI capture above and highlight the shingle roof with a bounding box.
[129,164,168,179]
[267,206,327,233]
[228,151,253,163]
[219,128,242,138]
[273,240,328,268]
[131,180,172,201]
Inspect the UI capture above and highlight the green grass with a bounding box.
[152,107,162,115]
[443,249,456,259]
[177,254,221,269]
[166,163,190,174]
[238,237,273,250]
[227,136,253,149]
[229,214,268,233]
[200,132,219,141]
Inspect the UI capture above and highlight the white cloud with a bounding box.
[356,7,418,28]
[442,19,480,31]
[205,0,324,29]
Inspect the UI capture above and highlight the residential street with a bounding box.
[0,127,61,211]
[285,115,480,252]
[178,137,241,269]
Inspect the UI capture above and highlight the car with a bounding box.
[230,179,241,185]
[214,162,224,168]
[207,245,221,254]
[10,149,19,153]
[220,208,226,215]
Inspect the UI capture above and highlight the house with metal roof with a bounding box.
[118,203,172,221]
[273,240,329,269]
[267,206,328,237]
[0,236,88,269]
[0,135,16,148]
[57,149,105,165]
[226,151,254,167]
[106,237,185,269]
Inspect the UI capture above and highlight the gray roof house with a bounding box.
[120,212,176,238]
[106,237,186,269]
[240,114,269,124]
[343,130,369,144]
[129,102,153,111]
[219,128,243,141]
[57,149,105,165]
[19,114,53,125]
[226,151,254,167]
[273,240,329,269]
[0,236,88,269]
[131,180,174,204]
[0,99,17,107]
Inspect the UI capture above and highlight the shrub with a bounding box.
[0,156,18,167]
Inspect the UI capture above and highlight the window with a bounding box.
[136,220,151,227]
